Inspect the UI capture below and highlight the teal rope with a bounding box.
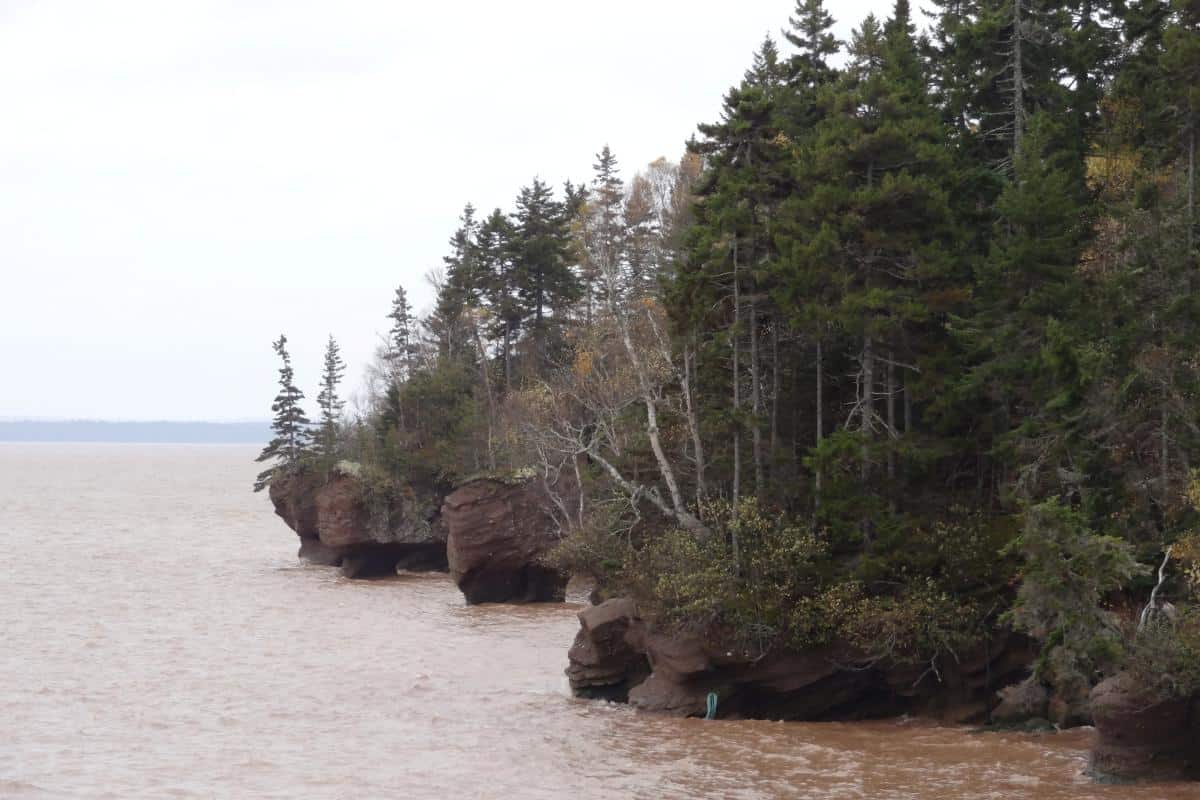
[704,692,718,720]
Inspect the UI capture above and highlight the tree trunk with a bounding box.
[1162,390,1170,504]
[861,335,873,483]
[503,320,513,392]
[750,295,764,502]
[887,350,896,481]
[1189,127,1195,252]
[815,336,824,510]
[471,319,497,471]
[682,338,708,506]
[731,238,742,566]
[860,335,874,542]
[770,319,779,459]
[904,370,912,434]
[1012,0,1025,159]
[598,235,704,535]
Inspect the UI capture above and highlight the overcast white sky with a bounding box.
[0,0,889,421]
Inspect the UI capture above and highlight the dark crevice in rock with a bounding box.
[567,597,1039,725]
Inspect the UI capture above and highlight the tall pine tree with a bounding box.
[386,285,417,381]
[315,334,346,459]
[254,335,312,491]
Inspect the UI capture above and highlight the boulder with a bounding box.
[566,599,650,701]
[1089,673,1199,782]
[992,676,1050,724]
[442,474,568,604]
[267,464,448,576]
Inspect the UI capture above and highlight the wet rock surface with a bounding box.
[1089,673,1200,782]
[566,599,650,701]
[442,475,568,604]
[567,597,1035,723]
[992,676,1051,725]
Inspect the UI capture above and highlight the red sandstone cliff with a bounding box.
[441,474,567,604]
[268,464,448,577]
[566,598,1035,723]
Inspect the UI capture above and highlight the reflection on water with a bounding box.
[1,443,1194,799]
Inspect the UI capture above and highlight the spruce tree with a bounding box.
[671,35,799,509]
[784,0,840,91]
[579,146,627,321]
[476,208,520,388]
[787,2,963,524]
[254,335,312,491]
[315,334,346,459]
[512,178,579,364]
[431,204,481,360]
[386,285,417,380]
[963,113,1090,499]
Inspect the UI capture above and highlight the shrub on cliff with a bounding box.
[1117,476,1200,702]
[555,498,987,665]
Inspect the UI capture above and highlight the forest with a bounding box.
[257,0,1200,717]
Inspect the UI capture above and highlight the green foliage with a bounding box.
[619,499,830,651]
[1122,611,1200,702]
[839,579,983,667]
[255,334,312,492]
[1006,499,1145,695]
[314,334,346,462]
[1119,474,1200,700]
[557,498,987,665]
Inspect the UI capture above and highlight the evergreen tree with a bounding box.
[254,335,311,491]
[676,35,794,507]
[386,285,417,380]
[961,113,1090,500]
[316,334,346,458]
[582,145,626,319]
[476,208,520,388]
[784,0,840,91]
[431,204,481,360]
[512,178,579,363]
[790,2,964,525]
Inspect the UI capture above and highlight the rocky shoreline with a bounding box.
[267,465,1200,785]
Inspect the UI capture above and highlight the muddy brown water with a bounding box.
[2,443,1195,799]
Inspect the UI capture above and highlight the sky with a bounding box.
[0,0,890,421]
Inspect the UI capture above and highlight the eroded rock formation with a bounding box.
[566,598,650,701]
[1089,673,1200,782]
[442,474,568,604]
[566,598,1035,723]
[268,464,448,577]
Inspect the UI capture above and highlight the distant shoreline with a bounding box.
[0,420,270,445]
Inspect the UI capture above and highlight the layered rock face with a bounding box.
[566,599,650,701]
[567,598,1034,722]
[442,475,568,604]
[1089,674,1200,782]
[268,465,448,578]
